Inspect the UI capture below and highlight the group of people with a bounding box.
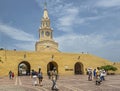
[31,68,43,86]
[31,67,59,90]
[8,68,58,90]
[87,67,106,85]
[9,70,14,80]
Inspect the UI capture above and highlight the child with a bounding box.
[96,76,101,85]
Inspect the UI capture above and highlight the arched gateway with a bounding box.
[74,62,84,75]
[18,61,31,76]
[47,61,58,74]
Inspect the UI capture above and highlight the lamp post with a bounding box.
[24,51,26,59]
[5,48,7,61]
[78,56,80,60]
[51,55,54,61]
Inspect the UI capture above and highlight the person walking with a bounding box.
[93,69,96,79]
[33,74,38,86]
[96,67,102,85]
[87,68,92,81]
[9,70,12,79]
[31,70,38,86]
[100,69,106,81]
[38,68,43,86]
[51,67,59,90]
[48,70,51,79]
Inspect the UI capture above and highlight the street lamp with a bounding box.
[24,52,26,59]
[78,56,80,60]
[4,49,7,61]
[51,54,54,61]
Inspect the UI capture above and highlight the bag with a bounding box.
[38,73,43,79]
[12,73,14,77]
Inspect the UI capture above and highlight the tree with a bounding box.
[100,65,117,72]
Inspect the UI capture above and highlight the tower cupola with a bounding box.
[35,2,59,52]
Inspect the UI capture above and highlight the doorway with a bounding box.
[74,62,84,75]
[18,61,31,76]
[47,61,58,74]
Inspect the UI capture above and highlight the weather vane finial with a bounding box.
[44,0,47,9]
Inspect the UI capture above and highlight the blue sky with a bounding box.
[0,0,120,62]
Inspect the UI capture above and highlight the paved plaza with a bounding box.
[0,75,120,91]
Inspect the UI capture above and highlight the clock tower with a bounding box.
[35,2,59,52]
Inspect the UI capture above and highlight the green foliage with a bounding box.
[100,65,117,71]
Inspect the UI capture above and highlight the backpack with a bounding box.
[38,72,43,79]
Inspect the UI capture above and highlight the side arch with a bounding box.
[74,62,84,75]
[18,61,31,76]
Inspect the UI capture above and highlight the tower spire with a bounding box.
[43,1,49,19]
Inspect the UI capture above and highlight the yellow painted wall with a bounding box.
[0,50,120,76]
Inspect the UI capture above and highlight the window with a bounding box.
[41,31,44,37]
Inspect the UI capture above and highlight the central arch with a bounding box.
[47,61,58,74]
[74,62,84,75]
[18,61,31,76]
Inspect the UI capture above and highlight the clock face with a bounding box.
[45,31,50,36]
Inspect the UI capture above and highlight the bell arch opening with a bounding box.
[18,61,31,76]
[74,62,84,75]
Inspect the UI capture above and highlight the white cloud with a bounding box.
[96,0,120,7]
[57,7,81,32]
[54,4,82,32]
[55,33,120,61]
[0,23,36,41]
[55,33,105,52]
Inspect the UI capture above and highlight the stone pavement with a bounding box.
[0,75,120,91]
